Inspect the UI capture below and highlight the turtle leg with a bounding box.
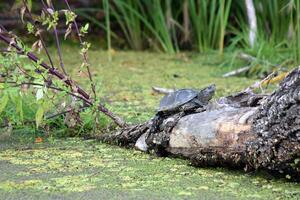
[145,112,182,157]
[146,107,199,156]
[145,113,167,155]
[150,107,205,156]
[154,112,185,156]
[149,114,163,134]
[164,112,184,133]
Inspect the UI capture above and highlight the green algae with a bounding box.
[60,49,258,123]
[0,50,299,199]
[0,139,299,199]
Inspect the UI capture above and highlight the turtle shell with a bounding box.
[158,89,198,112]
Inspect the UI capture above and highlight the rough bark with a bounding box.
[101,67,300,181]
[247,68,300,179]
[99,122,150,147]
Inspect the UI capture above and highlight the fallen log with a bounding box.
[100,67,300,181]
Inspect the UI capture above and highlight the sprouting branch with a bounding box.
[0,31,126,127]
[22,0,55,69]
[63,0,97,100]
[41,0,68,75]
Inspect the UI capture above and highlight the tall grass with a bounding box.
[189,0,232,53]
[108,0,176,53]
[73,0,300,66]
[225,0,300,76]
[292,0,300,64]
[254,1,291,45]
[111,0,144,50]
[142,0,176,53]
[103,0,112,61]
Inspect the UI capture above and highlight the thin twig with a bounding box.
[46,105,88,120]
[64,0,97,100]
[41,0,68,75]
[1,80,90,104]
[15,64,35,79]
[22,0,55,69]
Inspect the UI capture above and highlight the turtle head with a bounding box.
[197,84,216,103]
[204,84,216,94]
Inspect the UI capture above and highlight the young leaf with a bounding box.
[26,22,35,34]
[80,23,89,35]
[65,10,76,25]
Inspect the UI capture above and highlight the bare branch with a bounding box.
[41,0,68,75]
[222,66,251,78]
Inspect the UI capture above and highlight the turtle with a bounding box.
[154,84,216,128]
[158,84,216,114]
[143,84,216,154]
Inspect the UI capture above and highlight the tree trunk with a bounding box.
[100,67,300,181]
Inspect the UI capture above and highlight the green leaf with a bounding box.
[0,93,9,114]
[80,23,89,35]
[35,106,44,128]
[84,23,89,32]
[65,10,76,25]
[26,22,35,34]
[36,88,44,101]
